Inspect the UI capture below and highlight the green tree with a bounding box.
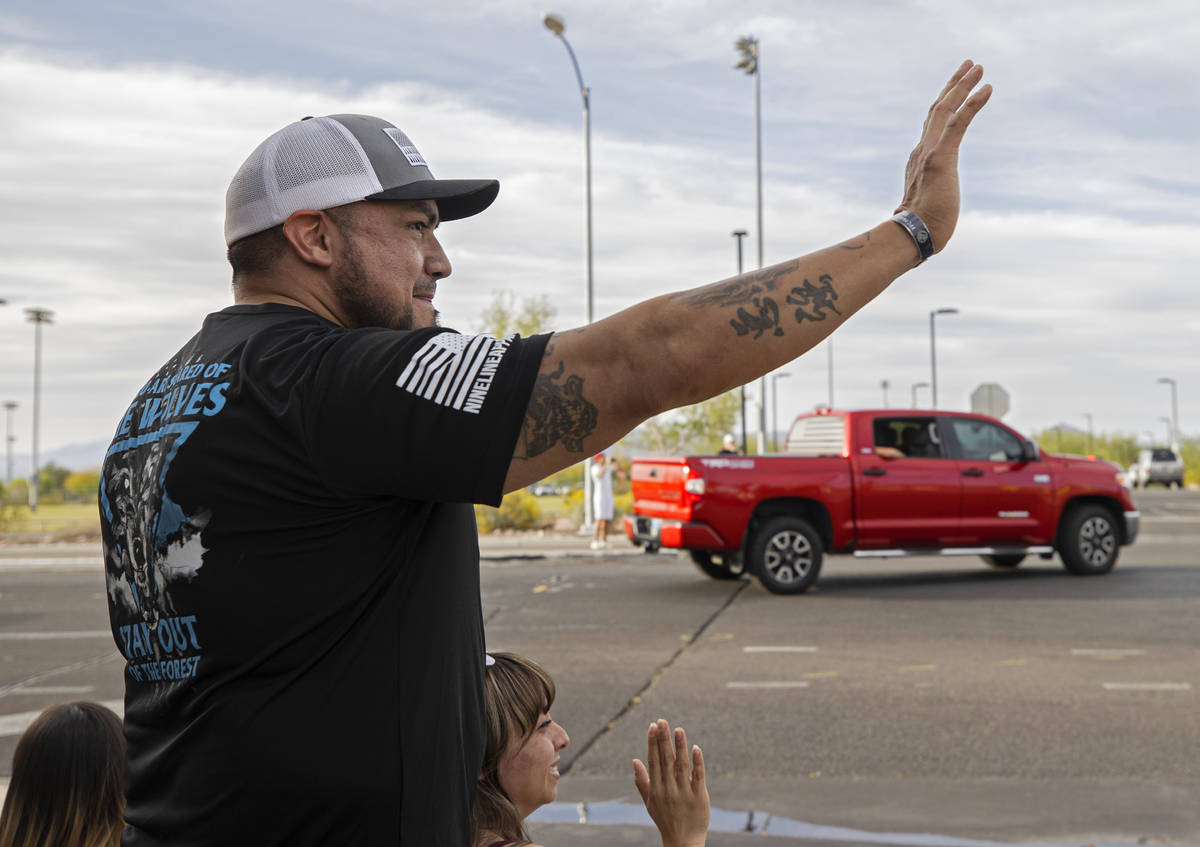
[5,478,28,506]
[36,462,72,498]
[628,390,741,456]
[475,290,556,338]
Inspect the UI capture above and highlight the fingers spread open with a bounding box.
[691,744,706,788]
[654,719,673,778]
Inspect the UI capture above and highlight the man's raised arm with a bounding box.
[503,61,991,493]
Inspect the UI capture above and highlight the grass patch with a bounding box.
[1,502,101,536]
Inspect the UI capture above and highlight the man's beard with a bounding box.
[335,237,439,331]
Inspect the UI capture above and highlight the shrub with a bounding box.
[475,489,542,533]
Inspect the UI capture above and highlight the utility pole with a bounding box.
[3,401,16,484]
[732,229,749,454]
[25,308,54,512]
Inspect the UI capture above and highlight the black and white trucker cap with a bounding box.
[224,114,499,246]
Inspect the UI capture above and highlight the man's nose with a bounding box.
[556,725,570,749]
[427,231,452,280]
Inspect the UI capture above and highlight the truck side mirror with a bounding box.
[1021,440,1040,463]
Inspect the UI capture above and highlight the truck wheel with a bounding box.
[1058,505,1119,576]
[981,553,1025,569]
[689,551,744,580]
[750,517,823,595]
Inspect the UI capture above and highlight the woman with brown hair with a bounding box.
[474,653,708,847]
[0,701,125,847]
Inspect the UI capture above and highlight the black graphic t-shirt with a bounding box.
[100,304,550,846]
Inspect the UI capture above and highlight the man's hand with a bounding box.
[502,62,992,495]
[896,60,992,253]
[633,719,709,847]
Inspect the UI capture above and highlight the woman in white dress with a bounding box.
[590,453,614,549]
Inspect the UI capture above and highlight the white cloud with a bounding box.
[0,1,1196,459]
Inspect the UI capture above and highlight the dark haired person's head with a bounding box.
[0,701,124,847]
[473,653,567,846]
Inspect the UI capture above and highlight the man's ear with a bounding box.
[281,210,336,268]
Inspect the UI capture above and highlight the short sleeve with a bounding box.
[304,327,551,505]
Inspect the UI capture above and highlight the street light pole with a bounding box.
[732,229,749,453]
[25,308,54,512]
[1157,377,1178,450]
[543,12,595,530]
[929,308,958,408]
[912,381,929,408]
[735,34,767,455]
[771,373,791,452]
[881,379,890,407]
[2,401,16,484]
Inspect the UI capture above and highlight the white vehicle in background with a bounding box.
[1131,448,1185,489]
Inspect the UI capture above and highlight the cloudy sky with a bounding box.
[1,0,1196,464]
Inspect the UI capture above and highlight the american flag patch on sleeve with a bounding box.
[395,332,515,414]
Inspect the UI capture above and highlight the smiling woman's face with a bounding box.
[497,712,570,819]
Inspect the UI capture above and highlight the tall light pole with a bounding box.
[732,229,749,454]
[930,308,958,408]
[771,373,791,451]
[1082,412,1093,453]
[734,34,767,455]
[881,379,890,407]
[543,11,596,529]
[912,381,929,408]
[25,308,54,512]
[1157,377,1178,450]
[3,401,16,485]
[826,341,834,408]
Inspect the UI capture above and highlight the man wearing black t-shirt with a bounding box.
[102,64,990,845]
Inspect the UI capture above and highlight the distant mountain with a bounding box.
[3,440,108,480]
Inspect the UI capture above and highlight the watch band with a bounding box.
[891,210,935,263]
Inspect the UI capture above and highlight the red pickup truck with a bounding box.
[624,409,1139,594]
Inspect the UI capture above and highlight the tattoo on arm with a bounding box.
[672,261,842,339]
[513,359,598,460]
[837,231,871,250]
[672,260,800,308]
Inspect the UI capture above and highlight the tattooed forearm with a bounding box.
[722,273,843,338]
[786,274,842,322]
[672,260,801,308]
[837,231,871,250]
[513,360,598,459]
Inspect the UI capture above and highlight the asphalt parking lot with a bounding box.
[0,488,1196,846]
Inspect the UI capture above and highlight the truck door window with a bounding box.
[950,419,1024,461]
[873,417,945,458]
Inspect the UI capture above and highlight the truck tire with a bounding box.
[981,553,1025,569]
[688,551,744,580]
[1058,504,1119,576]
[749,516,823,595]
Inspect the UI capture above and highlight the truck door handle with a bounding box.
[863,468,887,476]
[961,468,985,477]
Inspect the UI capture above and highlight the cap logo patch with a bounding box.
[383,127,428,167]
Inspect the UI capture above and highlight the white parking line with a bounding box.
[1071,648,1146,657]
[726,681,810,689]
[0,631,111,640]
[743,646,818,653]
[1102,683,1190,691]
[9,686,95,695]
